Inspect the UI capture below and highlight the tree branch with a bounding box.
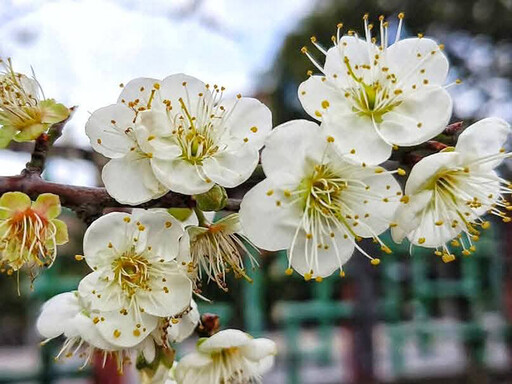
[0,174,242,223]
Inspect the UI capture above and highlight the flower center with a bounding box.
[112,250,150,296]
[0,208,54,271]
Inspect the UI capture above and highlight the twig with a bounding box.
[24,106,77,175]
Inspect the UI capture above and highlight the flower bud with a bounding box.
[194,185,227,211]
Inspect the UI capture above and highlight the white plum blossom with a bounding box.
[298,14,453,165]
[86,74,272,204]
[77,210,193,350]
[36,291,158,371]
[188,213,257,291]
[174,329,276,384]
[240,120,402,280]
[391,117,512,262]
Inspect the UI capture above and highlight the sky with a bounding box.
[0,0,315,146]
[0,0,315,181]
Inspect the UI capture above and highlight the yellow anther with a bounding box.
[75,254,84,261]
[266,189,274,196]
[250,126,258,133]
[301,46,308,54]
[435,220,444,226]
[285,268,293,276]
[304,272,312,281]
[455,79,462,84]
[450,239,460,247]
[434,250,443,256]
[400,195,410,203]
[350,149,356,154]
[481,221,491,229]
[397,168,406,176]
[374,167,384,174]
[133,329,141,337]
[462,250,471,256]
[315,110,322,117]
[147,135,155,141]
[321,100,330,109]
[340,270,346,278]
[380,245,392,254]
[371,258,381,266]
[138,225,145,231]
[310,36,317,43]
[165,221,172,228]
[284,189,292,197]
[469,245,476,252]
[327,136,335,143]
[153,83,160,89]
[398,12,405,19]
[113,329,121,338]
[306,233,313,239]
[442,254,455,263]
[418,237,426,244]
[315,276,323,283]
[97,138,102,144]
[337,22,343,29]
[503,217,511,223]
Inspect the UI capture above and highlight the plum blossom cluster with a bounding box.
[0,10,508,384]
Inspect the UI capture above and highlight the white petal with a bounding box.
[136,268,192,317]
[239,338,277,361]
[405,152,462,195]
[151,158,212,195]
[85,104,136,158]
[36,292,80,339]
[322,113,392,165]
[134,210,184,262]
[288,228,354,278]
[391,189,433,244]
[78,271,126,312]
[378,86,452,146]
[198,329,251,353]
[261,120,325,181]
[219,97,272,149]
[347,173,402,238]
[159,73,212,117]
[177,352,213,369]
[141,337,157,363]
[387,38,449,88]
[73,313,116,350]
[134,116,181,160]
[202,144,259,188]
[298,75,350,121]
[324,37,374,85]
[455,117,511,164]
[83,212,133,269]
[239,178,302,251]
[167,300,200,343]
[117,77,163,110]
[96,308,158,348]
[102,156,167,205]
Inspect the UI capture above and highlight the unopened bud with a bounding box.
[194,185,228,211]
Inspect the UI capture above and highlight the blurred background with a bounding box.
[0,0,512,383]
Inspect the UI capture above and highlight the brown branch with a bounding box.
[0,174,242,223]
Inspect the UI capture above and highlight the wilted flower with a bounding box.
[298,14,453,165]
[0,59,69,147]
[37,291,161,371]
[188,213,257,290]
[174,329,276,384]
[0,192,68,277]
[77,210,193,348]
[240,120,402,279]
[392,117,512,262]
[85,74,272,204]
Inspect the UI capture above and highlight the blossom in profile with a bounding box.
[0,59,69,147]
[240,120,402,279]
[298,14,453,165]
[188,213,257,291]
[392,117,512,262]
[85,74,272,204]
[77,210,193,349]
[0,192,68,277]
[37,291,159,371]
[174,329,276,384]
